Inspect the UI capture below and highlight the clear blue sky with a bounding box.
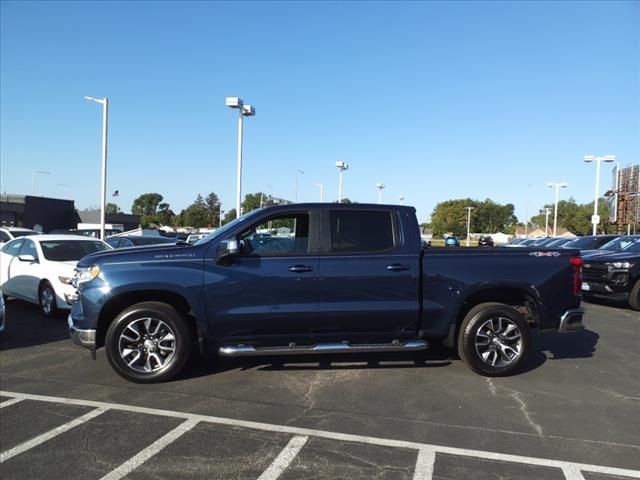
[1,0,638,224]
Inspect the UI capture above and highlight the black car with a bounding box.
[582,239,640,310]
[560,235,619,253]
[106,235,179,249]
[477,235,494,247]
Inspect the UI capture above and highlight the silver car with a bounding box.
[0,288,5,333]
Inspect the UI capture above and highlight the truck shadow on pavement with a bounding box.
[180,330,600,380]
[179,344,455,380]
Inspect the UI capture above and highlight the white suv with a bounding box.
[0,227,40,246]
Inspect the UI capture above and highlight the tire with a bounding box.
[458,302,531,377]
[39,282,58,318]
[105,302,192,383]
[629,280,640,311]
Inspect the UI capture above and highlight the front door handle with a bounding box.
[386,264,410,272]
[289,265,314,273]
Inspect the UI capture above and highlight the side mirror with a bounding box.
[216,239,239,265]
[18,254,37,263]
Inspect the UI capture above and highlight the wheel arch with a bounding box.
[96,290,198,348]
[442,286,540,348]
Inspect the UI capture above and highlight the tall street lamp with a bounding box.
[540,208,551,237]
[336,161,348,202]
[376,183,385,204]
[525,183,532,237]
[225,97,255,218]
[295,169,304,202]
[84,96,109,240]
[315,183,324,202]
[465,207,474,247]
[584,154,616,235]
[32,170,50,195]
[547,182,568,236]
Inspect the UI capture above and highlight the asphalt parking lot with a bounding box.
[0,299,639,480]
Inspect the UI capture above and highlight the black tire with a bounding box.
[458,302,531,377]
[39,281,58,318]
[105,302,192,383]
[629,280,640,311]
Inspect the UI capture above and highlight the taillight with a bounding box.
[570,256,582,296]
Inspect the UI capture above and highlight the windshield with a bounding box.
[622,240,640,253]
[599,237,638,252]
[40,240,110,261]
[11,230,39,238]
[194,209,264,246]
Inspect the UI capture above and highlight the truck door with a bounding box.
[204,210,320,339]
[317,209,421,336]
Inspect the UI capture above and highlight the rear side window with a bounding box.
[330,210,395,253]
[40,240,110,261]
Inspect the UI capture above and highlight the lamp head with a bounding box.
[242,104,255,116]
[225,97,244,108]
[376,183,385,189]
[603,155,616,163]
[583,155,595,163]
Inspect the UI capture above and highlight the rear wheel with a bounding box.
[105,302,191,383]
[629,280,640,311]
[458,302,531,377]
[39,282,58,318]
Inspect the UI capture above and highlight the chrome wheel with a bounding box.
[118,317,176,373]
[474,316,522,367]
[40,287,54,315]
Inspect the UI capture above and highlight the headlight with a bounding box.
[58,276,72,284]
[73,266,101,286]
[606,261,635,269]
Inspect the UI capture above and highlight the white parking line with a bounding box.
[0,407,107,463]
[412,448,436,480]
[0,397,24,409]
[1,390,639,479]
[257,435,308,480]
[563,465,587,480]
[99,418,199,480]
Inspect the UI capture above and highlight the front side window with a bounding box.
[330,210,395,253]
[238,213,309,256]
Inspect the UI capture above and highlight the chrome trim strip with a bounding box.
[218,340,428,357]
[558,308,584,333]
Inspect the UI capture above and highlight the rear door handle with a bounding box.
[289,265,314,273]
[386,264,410,272]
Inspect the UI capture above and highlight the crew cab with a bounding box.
[582,239,640,310]
[68,203,584,383]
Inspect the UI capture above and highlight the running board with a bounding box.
[218,340,428,357]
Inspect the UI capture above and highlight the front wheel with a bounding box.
[629,280,640,311]
[458,302,531,377]
[39,282,58,318]
[105,302,191,383]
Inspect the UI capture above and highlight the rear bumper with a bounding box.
[557,308,584,333]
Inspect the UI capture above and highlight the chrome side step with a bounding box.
[218,340,428,357]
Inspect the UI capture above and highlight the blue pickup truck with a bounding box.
[69,203,584,383]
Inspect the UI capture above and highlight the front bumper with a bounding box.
[68,313,96,350]
[557,308,584,333]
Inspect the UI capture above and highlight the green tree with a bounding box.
[180,194,210,227]
[530,197,613,236]
[473,199,518,234]
[156,202,175,226]
[106,203,121,214]
[242,192,265,214]
[222,209,237,225]
[430,198,476,236]
[132,193,163,217]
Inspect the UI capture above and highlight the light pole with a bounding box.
[218,203,223,228]
[547,182,568,236]
[465,207,474,247]
[399,195,405,205]
[336,161,348,202]
[84,96,109,240]
[32,170,50,195]
[225,97,255,218]
[315,183,324,202]
[295,169,304,202]
[584,155,616,235]
[541,208,551,236]
[376,183,385,204]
